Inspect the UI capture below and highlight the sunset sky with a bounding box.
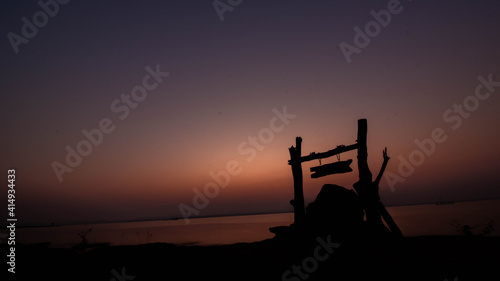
[1,0,500,225]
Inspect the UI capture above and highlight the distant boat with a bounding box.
[436,195,454,205]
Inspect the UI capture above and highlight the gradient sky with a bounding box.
[1,0,500,225]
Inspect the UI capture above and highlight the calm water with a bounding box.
[7,199,500,247]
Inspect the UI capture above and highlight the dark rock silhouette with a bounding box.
[304,184,364,240]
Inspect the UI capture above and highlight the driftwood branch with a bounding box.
[373,147,403,237]
[378,202,403,237]
[374,147,390,186]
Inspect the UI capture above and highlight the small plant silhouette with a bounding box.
[77,228,92,246]
[481,220,495,236]
[451,220,495,236]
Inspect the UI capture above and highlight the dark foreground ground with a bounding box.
[3,235,500,281]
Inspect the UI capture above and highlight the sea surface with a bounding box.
[8,199,500,247]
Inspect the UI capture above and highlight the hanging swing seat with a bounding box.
[310,159,353,178]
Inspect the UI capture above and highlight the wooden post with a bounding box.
[356,119,383,225]
[289,137,305,223]
[357,119,372,184]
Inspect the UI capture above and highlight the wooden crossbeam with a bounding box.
[288,143,358,165]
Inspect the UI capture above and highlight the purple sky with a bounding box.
[1,0,500,225]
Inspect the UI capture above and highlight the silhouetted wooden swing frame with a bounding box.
[288,119,403,237]
[288,119,364,223]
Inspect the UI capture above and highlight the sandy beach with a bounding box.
[5,234,499,281]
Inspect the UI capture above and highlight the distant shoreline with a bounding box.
[7,197,500,229]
